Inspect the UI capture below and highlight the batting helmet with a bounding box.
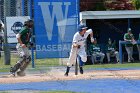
[78,24,88,32]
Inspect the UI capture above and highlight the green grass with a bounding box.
[84,62,140,69]
[0,91,82,93]
[35,58,59,66]
[0,54,60,72]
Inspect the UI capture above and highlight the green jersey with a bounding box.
[106,44,116,54]
[124,33,134,47]
[107,44,115,51]
[90,44,101,54]
[19,27,31,45]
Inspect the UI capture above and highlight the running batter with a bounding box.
[64,24,94,76]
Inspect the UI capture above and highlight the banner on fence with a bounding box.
[34,0,79,58]
[6,16,30,43]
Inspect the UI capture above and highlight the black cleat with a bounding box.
[64,72,68,76]
[9,67,16,77]
[64,66,70,76]
[80,67,83,74]
[9,72,15,77]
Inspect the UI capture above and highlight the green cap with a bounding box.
[127,28,131,32]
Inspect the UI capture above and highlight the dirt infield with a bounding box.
[0,68,140,84]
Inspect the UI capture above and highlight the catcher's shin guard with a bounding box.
[20,56,31,72]
[10,63,21,73]
[10,56,26,74]
[20,61,30,72]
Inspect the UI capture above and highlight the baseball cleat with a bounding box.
[80,67,83,74]
[64,66,70,76]
[64,72,68,76]
[9,67,16,77]
[9,73,15,77]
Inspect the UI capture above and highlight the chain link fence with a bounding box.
[0,0,69,72]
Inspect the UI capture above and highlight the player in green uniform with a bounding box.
[90,38,105,64]
[106,38,119,63]
[10,19,33,77]
[124,28,136,62]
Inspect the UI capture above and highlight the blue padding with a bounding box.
[0,79,140,93]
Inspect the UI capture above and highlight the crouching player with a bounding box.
[10,19,34,77]
[64,24,94,76]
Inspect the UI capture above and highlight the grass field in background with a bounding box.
[0,53,140,73]
[0,55,60,72]
[84,62,140,69]
[0,91,80,93]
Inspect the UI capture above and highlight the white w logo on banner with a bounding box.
[38,2,71,41]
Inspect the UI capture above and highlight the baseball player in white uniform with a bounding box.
[64,24,94,76]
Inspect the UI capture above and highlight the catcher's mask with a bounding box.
[24,19,33,28]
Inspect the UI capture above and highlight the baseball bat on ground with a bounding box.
[75,48,78,75]
[75,56,78,75]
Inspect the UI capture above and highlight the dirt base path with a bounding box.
[0,69,140,84]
